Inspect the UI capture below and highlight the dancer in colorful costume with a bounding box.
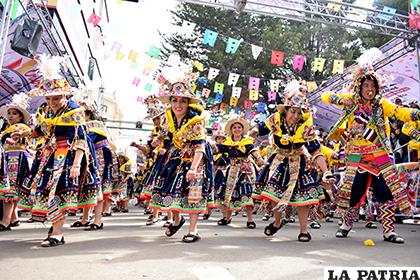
[149,72,213,243]
[21,55,98,247]
[203,127,228,220]
[321,48,420,243]
[250,80,334,242]
[0,93,33,231]
[213,115,263,228]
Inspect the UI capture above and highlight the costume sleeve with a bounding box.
[260,113,276,136]
[321,91,354,107]
[382,98,420,122]
[402,121,420,142]
[69,110,89,152]
[189,120,206,154]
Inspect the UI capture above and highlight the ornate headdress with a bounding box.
[143,95,166,120]
[29,54,76,97]
[156,64,201,104]
[277,80,310,113]
[348,48,386,98]
[0,92,32,124]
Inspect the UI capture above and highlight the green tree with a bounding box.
[159,2,401,114]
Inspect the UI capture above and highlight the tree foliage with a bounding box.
[159,1,406,113]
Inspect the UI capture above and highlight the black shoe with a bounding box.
[336,227,351,238]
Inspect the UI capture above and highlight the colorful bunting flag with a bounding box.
[215,92,224,103]
[244,99,253,109]
[332,59,345,74]
[293,55,305,72]
[249,89,259,101]
[225,38,241,54]
[271,51,284,66]
[269,80,281,92]
[181,20,196,35]
[220,102,228,111]
[230,97,238,107]
[377,6,396,21]
[128,50,138,64]
[214,82,224,93]
[312,57,326,73]
[115,52,124,60]
[147,46,160,58]
[145,83,153,92]
[203,29,218,47]
[110,41,122,53]
[87,12,101,26]
[257,102,266,113]
[202,88,211,98]
[248,77,260,90]
[132,77,141,87]
[228,73,240,86]
[208,68,220,80]
[268,91,276,102]
[232,87,242,98]
[251,44,263,59]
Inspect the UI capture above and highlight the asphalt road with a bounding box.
[0,207,419,280]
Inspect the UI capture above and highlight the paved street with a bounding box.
[0,207,419,280]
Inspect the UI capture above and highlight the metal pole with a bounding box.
[0,0,14,72]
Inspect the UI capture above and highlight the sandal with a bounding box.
[146,218,159,226]
[246,221,256,229]
[10,220,20,227]
[162,221,172,227]
[102,212,112,217]
[284,217,295,224]
[70,221,90,228]
[0,224,11,231]
[365,221,378,229]
[383,234,404,244]
[182,233,201,243]
[298,232,312,242]
[165,216,185,237]
[264,221,283,236]
[121,209,129,213]
[310,221,321,229]
[85,223,104,231]
[325,216,334,223]
[336,227,351,238]
[41,236,65,247]
[162,216,169,221]
[262,214,270,221]
[217,217,231,226]
[203,214,210,220]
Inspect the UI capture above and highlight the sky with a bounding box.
[102,0,178,122]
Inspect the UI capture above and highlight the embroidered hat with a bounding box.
[143,95,167,120]
[0,92,31,124]
[225,114,250,135]
[277,80,310,113]
[212,127,227,141]
[29,54,76,97]
[156,70,201,104]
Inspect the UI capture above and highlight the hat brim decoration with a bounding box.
[29,54,75,97]
[158,82,201,104]
[278,80,310,114]
[0,104,31,124]
[225,116,250,135]
[156,71,201,104]
[143,94,168,120]
[212,128,227,141]
[0,92,32,124]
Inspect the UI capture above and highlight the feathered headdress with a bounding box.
[277,80,310,113]
[156,63,201,104]
[348,48,388,97]
[143,95,166,120]
[29,54,75,97]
